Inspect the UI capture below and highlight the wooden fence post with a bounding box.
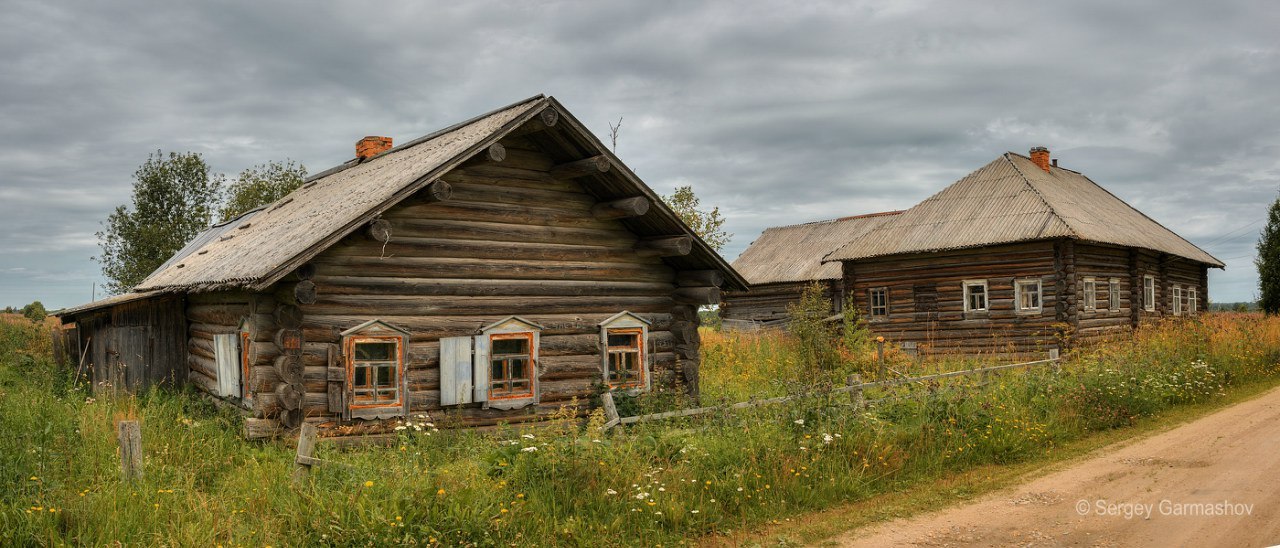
[847,374,864,410]
[876,337,886,378]
[293,423,318,485]
[117,420,142,482]
[1049,348,1061,373]
[601,391,621,430]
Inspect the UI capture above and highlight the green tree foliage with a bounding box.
[220,160,307,221]
[95,151,224,295]
[661,185,731,252]
[787,282,840,374]
[1258,194,1280,314]
[21,301,46,323]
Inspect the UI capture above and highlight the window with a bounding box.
[489,333,534,399]
[340,319,410,418]
[351,340,401,405]
[605,329,644,387]
[1015,278,1042,313]
[868,287,888,318]
[212,333,242,399]
[1188,287,1198,315]
[600,311,651,391]
[963,280,988,313]
[1172,285,1183,316]
[1144,275,1155,312]
[1082,277,1097,311]
[1109,278,1121,311]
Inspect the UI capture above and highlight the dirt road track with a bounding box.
[830,386,1280,547]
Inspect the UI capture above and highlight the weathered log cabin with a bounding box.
[720,211,900,327]
[821,147,1223,355]
[55,95,746,437]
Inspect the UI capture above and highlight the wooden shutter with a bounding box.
[213,334,239,398]
[472,335,490,403]
[326,343,345,416]
[439,336,474,406]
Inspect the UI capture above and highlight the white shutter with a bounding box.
[213,334,239,398]
[473,334,490,403]
[439,336,473,406]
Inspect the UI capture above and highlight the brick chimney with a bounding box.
[356,136,393,161]
[1029,146,1051,172]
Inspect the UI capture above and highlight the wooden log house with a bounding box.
[55,95,747,437]
[720,211,901,327]
[820,147,1223,355]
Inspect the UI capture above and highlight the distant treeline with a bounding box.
[1210,302,1259,312]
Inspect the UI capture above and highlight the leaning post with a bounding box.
[117,420,142,482]
[847,374,864,410]
[293,423,318,486]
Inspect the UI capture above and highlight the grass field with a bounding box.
[2,311,1279,546]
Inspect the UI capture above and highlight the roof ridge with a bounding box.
[1002,153,1079,240]
[764,210,904,231]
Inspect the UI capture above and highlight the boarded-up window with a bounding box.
[213,334,241,399]
[439,336,474,406]
[913,285,938,313]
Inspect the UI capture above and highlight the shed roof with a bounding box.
[824,153,1223,267]
[62,95,746,316]
[732,211,902,285]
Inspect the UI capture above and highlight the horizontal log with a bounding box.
[486,143,506,163]
[189,369,219,396]
[673,286,720,306]
[277,383,304,410]
[550,155,610,179]
[302,294,674,317]
[368,219,393,243]
[243,418,280,440]
[394,201,616,231]
[310,255,673,284]
[323,236,652,265]
[389,218,636,247]
[635,236,692,258]
[303,313,674,342]
[591,196,649,220]
[676,270,725,288]
[189,353,218,379]
[186,304,250,327]
[313,275,673,298]
[447,181,596,210]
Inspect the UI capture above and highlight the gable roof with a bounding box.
[97,94,740,296]
[732,211,902,285]
[824,153,1223,267]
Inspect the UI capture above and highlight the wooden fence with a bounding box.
[601,349,1061,430]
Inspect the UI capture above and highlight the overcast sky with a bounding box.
[2,0,1276,309]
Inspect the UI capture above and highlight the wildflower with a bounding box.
[691,509,700,514]
[522,433,535,439]
[394,425,407,431]
[500,508,509,514]
[635,492,650,500]
[823,433,834,444]
[437,488,446,496]
[607,489,618,495]
[364,481,374,488]
[522,446,538,452]
[794,419,805,426]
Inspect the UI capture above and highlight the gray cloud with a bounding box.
[0,0,1276,308]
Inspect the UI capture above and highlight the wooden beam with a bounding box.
[551,155,611,179]
[486,143,507,163]
[591,196,650,220]
[634,235,692,257]
[506,119,550,138]
[367,219,392,243]
[674,286,720,305]
[293,280,317,305]
[675,270,724,287]
[422,180,452,203]
[539,106,559,127]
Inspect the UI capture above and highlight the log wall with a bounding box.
[261,134,702,429]
[74,296,187,393]
[842,241,1063,356]
[720,280,841,324]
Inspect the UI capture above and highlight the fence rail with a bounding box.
[601,349,1061,430]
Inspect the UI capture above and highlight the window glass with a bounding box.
[1016,279,1041,311]
[869,288,888,317]
[1083,279,1097,311]
[964,282,987,312]
[1144,276,1155,312]
[1109,279,1121,311]
[352,340,399,405]
[490,334,534,398]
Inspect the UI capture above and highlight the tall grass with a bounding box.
[3,313,1280,546]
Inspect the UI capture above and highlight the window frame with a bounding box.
[345,336,405,410]
[1014,278,1043,315]
[474,316,542,410]
[1172,285,1183,316]
[1188,287,1198,315]
[487,332,536,401]
[1108,278,1121,311]
[1082,277,1097,312]
[1143,275,1155,312]
[604,327,646,389]
[599,311,652,393]
[963,280,989,314]
[868,287,889,319]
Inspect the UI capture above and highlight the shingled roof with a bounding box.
[732,211,901,285]
[63,95,745,315]
[824,152,1223,267]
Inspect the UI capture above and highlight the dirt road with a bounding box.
[830,386,1280,547]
